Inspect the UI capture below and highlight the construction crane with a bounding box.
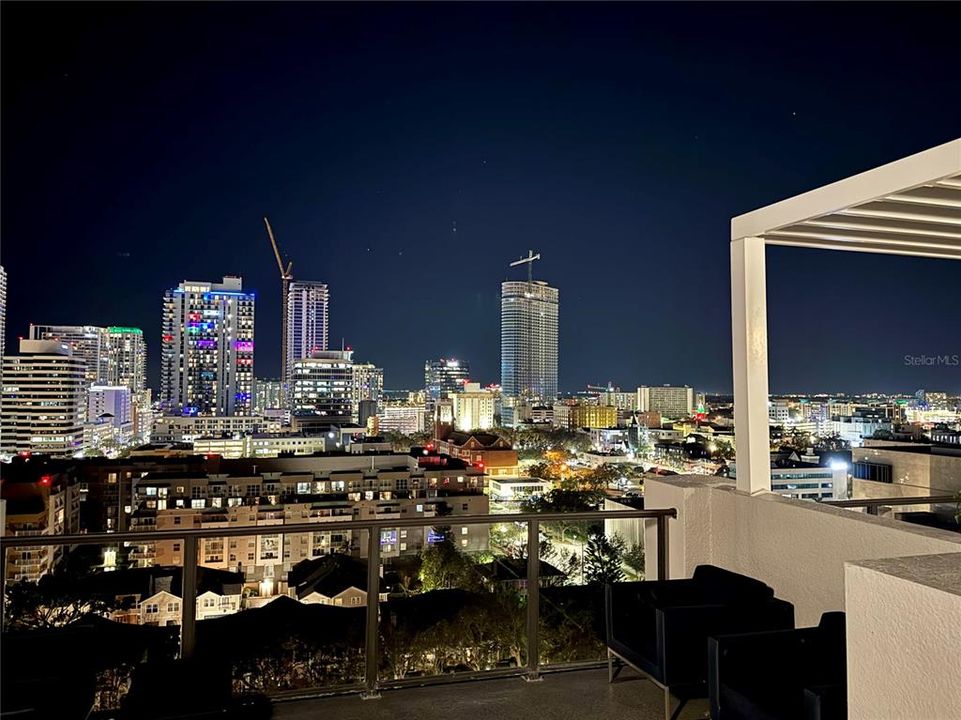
[264,217,294,384]
[509,249,541,285]
[508,250,541,402]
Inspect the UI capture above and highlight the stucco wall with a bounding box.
[644,476,961,625]
[846,555,961,720]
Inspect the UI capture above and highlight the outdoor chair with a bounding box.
[708,611,846,720]
[605,565,795,720]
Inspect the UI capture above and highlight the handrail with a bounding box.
[822,494,957,517]
[0,505,677,699]
[0,507,677,549]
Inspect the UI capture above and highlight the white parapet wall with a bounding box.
[644,476,961,625]
[846,554,961,720]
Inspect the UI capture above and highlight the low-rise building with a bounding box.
[434,430,519,477]
[152,415,265,443]
[568,404,618,430]
[1,463,81,582]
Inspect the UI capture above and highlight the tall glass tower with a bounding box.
[286,281,329,382]
[500,279,559,425]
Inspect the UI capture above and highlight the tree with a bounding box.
[581,463,621,491]
[519,488,602,514]
[582,531,624,585]
[814,432,850,452]
[623,543,645,580]
[3,575,117,629]
[419,538,483,592]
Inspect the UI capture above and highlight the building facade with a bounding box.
[106,326,147,393]
[568,404,618,430]
[0,265,6,358]
[451,383,496,431]
[1,340,87,457]
[291,350,354,424]
[500,280,559,425]
[637,385,695,419]
[425,358,470,413]
[88,385,132,427]
[253,377,285,413]
[286,281,329,381]
[29,324,110,386]
[352,363,384,417]
[160,276,255,416]
[378,404,426,435]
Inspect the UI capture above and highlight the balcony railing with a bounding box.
[822,493,958,515]
[0,506,676,699]
[0,508,677,697]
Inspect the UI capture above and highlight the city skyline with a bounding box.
[3,3,960,393]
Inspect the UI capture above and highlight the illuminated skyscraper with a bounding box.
[425,358,470,413]
[1,340,86,457]
[286,281,329,382]
[160,276,255,416]
[0,265,6,357]
[500,279,559,425]
[29,324,109,385]
[291,349,354,424]
[352,362,384,417]
[106,326,147,393]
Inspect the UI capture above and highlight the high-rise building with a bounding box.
[291,350,354,424]
[0,265,6,357]
[500,279,559,425]
[352,362,384,417]
[88,385,133,427]
[29,324,109,385]
[286,281,329,382]
[637,385,695,420]
[451,383,496,431]
[106,327,147,393]
[425,358,470,412]
[253,378,285,414]
[160,276,255,416]
[1,340,87,457]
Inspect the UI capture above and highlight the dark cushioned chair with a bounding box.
[605,565,795,720]
[121,658,272,719]
[708,611,846,720]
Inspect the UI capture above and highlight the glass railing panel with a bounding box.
[537,517,646,666]
[195,533,367,696]
[2,540,180,715]
[379,520,527,682]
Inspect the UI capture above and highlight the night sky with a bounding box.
[3,3,959,394]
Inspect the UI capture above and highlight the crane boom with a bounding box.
[264,217,293,279]
[264,216,294,386]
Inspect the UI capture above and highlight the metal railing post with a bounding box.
[656,514,670,580]
[362,526,381,699]
[181,535,198,659]
[525,519,541,682]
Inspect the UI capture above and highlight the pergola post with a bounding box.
[730,236,771,495]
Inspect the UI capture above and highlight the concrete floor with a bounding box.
[273,668,709,720]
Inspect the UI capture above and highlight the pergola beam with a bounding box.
[729,138,961,495]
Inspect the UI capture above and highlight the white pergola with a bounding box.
[730,138,961,494]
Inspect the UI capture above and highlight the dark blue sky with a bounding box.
[3,3,959,393]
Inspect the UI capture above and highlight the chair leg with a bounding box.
[664,686,672,720]
[668,696,687,720]
[607,650,623,682]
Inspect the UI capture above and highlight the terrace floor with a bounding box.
[273,668,710,720]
